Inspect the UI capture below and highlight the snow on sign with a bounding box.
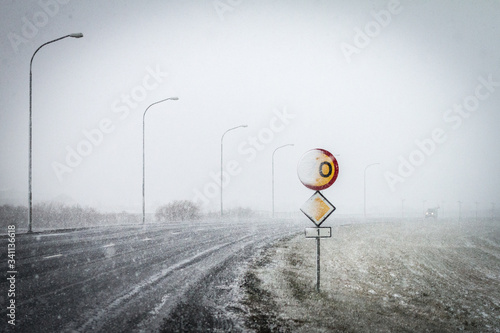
[300,191,336,226]
[297,148,339,191]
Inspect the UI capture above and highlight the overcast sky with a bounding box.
[1,0,499,217]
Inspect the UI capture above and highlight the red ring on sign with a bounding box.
[314,149,338,190]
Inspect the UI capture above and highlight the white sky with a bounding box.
[1,0,499,217]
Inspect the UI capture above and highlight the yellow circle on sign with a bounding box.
[297,148,339,190]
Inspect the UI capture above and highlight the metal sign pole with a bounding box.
[316,237,320,292]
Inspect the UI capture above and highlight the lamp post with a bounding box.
[401,199,405,219]
[220,125,247,217]
[272,144,294,218]
[363,163,380,218]
[28,33,83,233]
[142,97,179,224]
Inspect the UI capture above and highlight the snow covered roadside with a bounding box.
[242,219,500,332]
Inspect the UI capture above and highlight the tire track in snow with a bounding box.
[0,233,186,312]
[75,235,253,332]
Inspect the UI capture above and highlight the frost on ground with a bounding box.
[242,219,500,332]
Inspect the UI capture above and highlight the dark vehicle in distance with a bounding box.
[425,207,439,218]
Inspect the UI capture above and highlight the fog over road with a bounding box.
[0,218,303,332]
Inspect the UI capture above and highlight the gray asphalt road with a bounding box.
[0,218,303,332]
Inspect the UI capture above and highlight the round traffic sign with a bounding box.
[297,148,339,190]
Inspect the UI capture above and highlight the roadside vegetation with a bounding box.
[0,203,140,230]
[155,200,201,222]
[0,201,258,231]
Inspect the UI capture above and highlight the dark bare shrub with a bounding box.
[155,200,200,222]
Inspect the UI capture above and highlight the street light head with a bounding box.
[169,97,179,100]
[242,125,248,128]
[70,33,84,38]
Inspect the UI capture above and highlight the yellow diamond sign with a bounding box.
[300,191,335,226]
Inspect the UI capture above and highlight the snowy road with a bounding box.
[0,218,303,332]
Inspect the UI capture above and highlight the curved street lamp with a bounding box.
[220,125,247,217]
[363,163,380,218]
[402,198,405,219]
[272,144,294,218]
[28,33,84,233]
[142,97,179,224]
